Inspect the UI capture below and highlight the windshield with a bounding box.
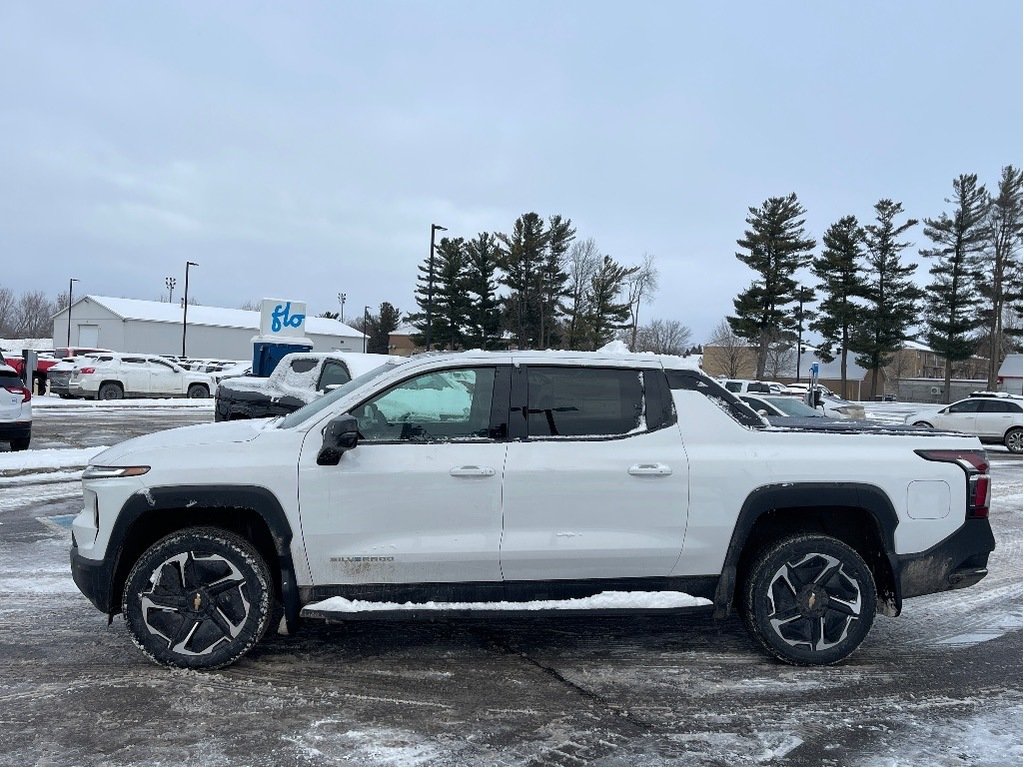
[763,396,824,417]
[277,361,400,429]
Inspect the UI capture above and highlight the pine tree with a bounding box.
[810,216,867,394]
[728,193,816,378]
[921,174,991,402]
[581,256,638,349]
[498,213,548,348]
[980,166,1023,388]
[433,237,470,351]
[365,302,401,354]
[850,200,922,398]
[409,242,446,349]
[463,232,503,349]
[538,215,575,348]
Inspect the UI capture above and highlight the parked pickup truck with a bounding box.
[71,351,995,669]
[214,351,392,421]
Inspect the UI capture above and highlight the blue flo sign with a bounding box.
[259,298,308,338]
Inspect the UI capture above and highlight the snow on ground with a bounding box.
[0,447,107,472]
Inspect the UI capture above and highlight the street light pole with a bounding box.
[795,286,814,382]
[67,278,79,349]
[424,223,447,351]
[165,276,177,304]
[337,292,347,323]
[363,306,370,353]
[182,261,198,357]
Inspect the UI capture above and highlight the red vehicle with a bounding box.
[0,350,63,393]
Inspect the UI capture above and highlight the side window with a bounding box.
[981,400,1020,413]
[948,400,983,414]
[290,358,317,374]
[318,361,351,391]
[350,367,496,442]
[527,367,643,438]
[724,381,742,393]
[149,358,177,371]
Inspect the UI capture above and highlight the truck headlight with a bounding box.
[82,465,150,479]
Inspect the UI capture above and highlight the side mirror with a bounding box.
[317,414,359,466]
[757,408,770,417]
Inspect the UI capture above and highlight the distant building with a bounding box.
[53,295,365,359]
[387,324,421,357]
[998,353,1023,395]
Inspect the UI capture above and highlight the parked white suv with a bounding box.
[68,354,215,400]
[905,394,1023,453]
[71,351,995,669]
[0,364,32,450]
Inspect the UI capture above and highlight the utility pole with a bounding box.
[363,306,370,353]
[424,223,447,350]
[794,286,814,381]
[337,292,347,323]
[67,278,79,348]
[165,276,176,304]
[182,261,198,357]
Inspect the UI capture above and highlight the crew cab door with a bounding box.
[298,364,510,586]
[976,399,1020,438]
[934,398,982,432]
[500,365,689,582]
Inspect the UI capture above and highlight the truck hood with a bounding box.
[90,418,273,466]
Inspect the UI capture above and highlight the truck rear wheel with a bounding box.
[122,527,273,669]
[742,534,876,666]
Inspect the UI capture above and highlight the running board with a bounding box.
[301,591,713,622]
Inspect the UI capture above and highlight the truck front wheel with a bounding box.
[742,534,876,666]
[122,527,273,669]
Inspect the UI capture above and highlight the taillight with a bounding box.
[3,385,31,403]
[79,367,96,375]
[916,449,990,518]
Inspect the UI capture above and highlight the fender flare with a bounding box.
[713,482,901,618]
[110,485,301,630]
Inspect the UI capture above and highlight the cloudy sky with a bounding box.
[2,1,1021,342]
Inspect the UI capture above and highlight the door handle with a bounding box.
[628,463,672,476]
[449,465,496,478]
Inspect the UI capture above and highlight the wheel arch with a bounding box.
[108,485,300,631]
[713,483,901,620]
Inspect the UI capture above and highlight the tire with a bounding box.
[98,382,124,401]
[187,383,210,399]
[1005,427,1023,454]
[122,527,273,670]
[10,433,30,451]
[742,534,876,666]
[912,421,933,429]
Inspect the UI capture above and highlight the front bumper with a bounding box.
[896,517,995,600]
[70,543,116,614]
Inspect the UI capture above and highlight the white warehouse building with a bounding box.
[53,296,365,359]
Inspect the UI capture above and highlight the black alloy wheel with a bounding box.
[743,534,876,666]
[122,527,273,669]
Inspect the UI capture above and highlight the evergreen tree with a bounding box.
[810,216,867,393]
[463,232,503,349]
[365,302,401,354]
[728,193,816,378]
[498,213,548,348]
[850,200,922,398]
[409,241,446,349]
[538,215,575,348]
[581,256,638,349]
[921,174,991,402]
[980,165,1023,387]
[433,237,470,350]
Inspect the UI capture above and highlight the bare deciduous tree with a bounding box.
[0,286,16,337]
[626,318,691,355]
[565,238,601,349]
[706,318,751,378]
[13,291,55,338]
[625,253,658,350]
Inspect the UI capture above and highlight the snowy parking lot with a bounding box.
[0,400,1020,765]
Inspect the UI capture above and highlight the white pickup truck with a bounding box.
[70,351,995,669]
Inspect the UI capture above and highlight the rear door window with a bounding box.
[317,361,351,391]
[526,367,644,438]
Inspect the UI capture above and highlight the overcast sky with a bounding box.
[2,1,1021,342]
